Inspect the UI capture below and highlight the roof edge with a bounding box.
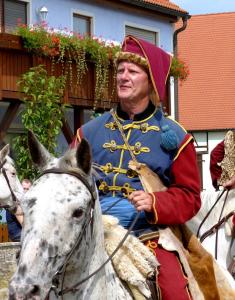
[119,0,190,19]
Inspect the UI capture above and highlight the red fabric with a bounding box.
[153,245,191,300]
[150,136,201,225]
[209,141,224,189]
[122,35,171,101]
[232,214,235,226]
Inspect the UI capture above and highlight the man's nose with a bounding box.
[119,69,129,80]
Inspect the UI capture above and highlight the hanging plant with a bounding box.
[15,22,189,109]
[13,65,66,180]
[16,23,120,105]
[170,56,189,82]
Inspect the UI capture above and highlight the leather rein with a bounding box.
[37,168,141,299]
[197,188,235,274]
[0,158,18,212]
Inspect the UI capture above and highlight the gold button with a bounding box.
[121,187,127,195]
[140,123,148,132]
[103,185,110,193]
[126,169,137,178]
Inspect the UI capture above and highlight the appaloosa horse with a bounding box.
[187,189,235,282]
[9,131,134,300]
[0,144,23,211]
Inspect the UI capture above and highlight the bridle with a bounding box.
[37,168,140,299]
[197,188,235,274]
[0,158,18,212]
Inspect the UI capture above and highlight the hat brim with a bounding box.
[114,51,148,69]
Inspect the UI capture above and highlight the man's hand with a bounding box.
[128,190,153,212]
[223,175,235,190]
[15,203,24,225]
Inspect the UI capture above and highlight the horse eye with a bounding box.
[72,209,83,218]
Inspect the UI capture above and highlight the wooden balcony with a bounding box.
[0,33,117,108]
[0,33,118,142]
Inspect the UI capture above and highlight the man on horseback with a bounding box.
[210,133,235,190]
[72,35,201,299]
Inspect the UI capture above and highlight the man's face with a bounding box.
[117,61,150,103]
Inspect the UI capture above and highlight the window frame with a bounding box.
[71,9,94,36]
[1,0,30,33]
[124,21,160,46]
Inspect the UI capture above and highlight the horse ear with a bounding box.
[28,130,52,169]
[0,144,10,161]
[76,139,92,174]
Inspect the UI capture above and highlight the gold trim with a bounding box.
[112,127,132,196]
[103,140,150,154]
[100,163,138,177]
[115,51,148,69]
[99,181,135,197]
[174,136,193,161]
[123,123,160,133]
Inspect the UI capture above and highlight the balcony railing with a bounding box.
[0,33,118,109]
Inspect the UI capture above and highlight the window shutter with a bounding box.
[73,14,91,36]
[4,0,27,33]
[125,26,157,45]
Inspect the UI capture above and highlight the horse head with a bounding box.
[9,131,98,300]
[0,144,23,211]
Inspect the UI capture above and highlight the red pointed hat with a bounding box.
[116,35,172,102]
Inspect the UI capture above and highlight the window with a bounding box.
[2,0,27,33]
[125,25,158,45]
[73,14,91,36]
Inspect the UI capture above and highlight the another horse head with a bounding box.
[0,144,23,210]
[9,131,96,300]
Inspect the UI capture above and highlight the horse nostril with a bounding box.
[30,285,40,296]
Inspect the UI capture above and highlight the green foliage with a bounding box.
[171,56,189,81]
[13,65,66,181]
[16,24,121,104]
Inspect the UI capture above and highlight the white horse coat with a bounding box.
[9,132,134,300]
[0,144,23,210]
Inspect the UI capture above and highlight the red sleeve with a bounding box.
[147,135,201,225]
[209,141,224,189]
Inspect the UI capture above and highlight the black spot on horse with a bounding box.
[40,239,48,250]
[48,244,57,258]
[27,197,37,209]
[18,264,27,277]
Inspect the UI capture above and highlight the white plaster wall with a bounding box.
[195,131,226,192]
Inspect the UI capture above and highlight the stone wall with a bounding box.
[0,242,20,299]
